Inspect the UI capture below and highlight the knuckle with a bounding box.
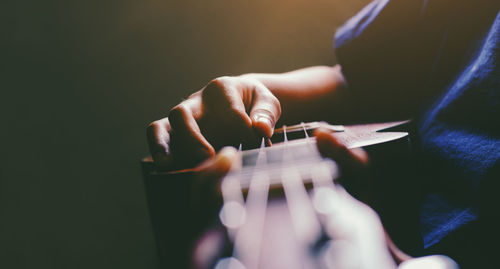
[202,77,242,109]
[168,103,189,122]
[203,76,233,97]
[147,120,161,133]
[208,76,229,88]
[210,76,232,87]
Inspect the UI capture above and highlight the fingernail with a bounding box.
[255,114,272,127]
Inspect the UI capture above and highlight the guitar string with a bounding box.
[280,125,323,268]
[232,125,316,268]
[301,122,309,138]
[282,125,322,244]
[221,123,336,268]
[218,122,404,268]
[303,125,372,269]
[230,138,269,269]
[302,124,343,269]
[301,122,348,269]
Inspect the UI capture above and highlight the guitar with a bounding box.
[142,121,428,268]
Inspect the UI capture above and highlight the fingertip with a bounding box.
[219,146,237,154]
[196,146,238,179]
[314,128,370,168]
[188,144,216,167]
[350,148,370,166]
[252,114,274,138]
[314,128,343,154]
[313,128,330,141]
[186,134,215,159]
[314,128,331,139]
[217,146,238,168]
[166,144,212,170]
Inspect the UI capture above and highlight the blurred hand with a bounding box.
[190,147,238,212]
[192,146,239,191]
[314,127,370,168]
[315,127,385,215]
[314,129,410,267]
[147,76,281,170]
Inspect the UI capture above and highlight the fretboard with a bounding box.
[215,121,409,269]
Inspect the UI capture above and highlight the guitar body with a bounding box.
[142,121,421,269]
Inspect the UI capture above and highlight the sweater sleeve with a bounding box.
[334,0,456,118]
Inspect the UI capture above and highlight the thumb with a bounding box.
[189,147,239,232]
[195,146,238,181]
[192,147,239,209]
[249,85,281,138]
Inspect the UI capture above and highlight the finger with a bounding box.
[201,77,252,121]
[195,146,238,182]
[314,128,369,169]
[189,147,239,233]
[146,117,174,169]
[200,77,256,147]
[316,184,397,268]
[249,83,281,138]
[398,255,458,269]
[384,229,412,264]
[169,101,216,167]
[192,147,238,205]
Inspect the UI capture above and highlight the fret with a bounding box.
[275,121,344,134]
[300,122,310,138]
[283,125,288,142]
[271,121,344,145]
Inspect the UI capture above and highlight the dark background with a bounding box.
[2,0,368,268]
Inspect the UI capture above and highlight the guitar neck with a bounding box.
[233,120,409,189]
[140,120,412,269]
[237,136,336,190]
[217,121,410,269]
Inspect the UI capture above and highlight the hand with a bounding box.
[314,128,390,264]
[315,128,373,198]
[147,76,281,170]
[190,147,238,215]
[315,129,419,267]
[314,127,370,169]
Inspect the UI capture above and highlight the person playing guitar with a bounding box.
[146,0,500,267]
